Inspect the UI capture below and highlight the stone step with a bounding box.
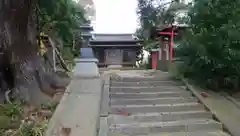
[110,103,205,114]
[110,77,172,82]
[108,131,231,136]
[110,86,186,93]
[110,92,192,99]
[110,97,198,105]
[111,81,182,86]
[105,74,229,136]
[108,110,213,124]
[109,119,222,135]
[111,80,177,84]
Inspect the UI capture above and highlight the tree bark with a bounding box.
[0,0,63,104]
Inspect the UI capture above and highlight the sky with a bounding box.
[93,0,138,34]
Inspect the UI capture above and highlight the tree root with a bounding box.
[40,88,65,98]
[34,69,68,98]
[4,90,12,104]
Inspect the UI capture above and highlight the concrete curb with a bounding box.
[181,79,208,108]
[100,75,110,117]
[98,73,110,136]
[181,79,235,136]
[98,117,108,136]
[220,92,240,109]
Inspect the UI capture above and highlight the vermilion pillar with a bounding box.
[158,26,177,61]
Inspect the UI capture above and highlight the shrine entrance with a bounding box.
[89,34,142,68]
[152,25,187,71]
[156,26,176,71]
[105,49,123,67]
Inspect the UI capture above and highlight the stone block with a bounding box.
[110,92,191,99]
[109,119,222,135]
[45,78,102,136]
[74,58,99,77]
[108,111,212,125]
[98,117,108,136]
[100,85,110,117]
[186,120,222,132]
[110,97,198,106]
[110,81,181,87]
[110,103,204,114]
[110,86,185,93]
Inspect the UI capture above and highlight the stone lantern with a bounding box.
[79,24,93,48]
[74,23,99,77]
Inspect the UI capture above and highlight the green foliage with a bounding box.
[136,0,188,51]
[0,103,22,117]
[177,0,240,90]
[143,40,159,51]
[39,0,87,60]
[168,61,184,80]
[12,120,48,136]
[39,0,87,41]
[136,0,176,40]
[0,102,57,136]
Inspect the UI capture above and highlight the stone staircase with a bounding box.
[106,76,231,136]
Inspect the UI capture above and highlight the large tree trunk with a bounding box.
[0,0,66,104]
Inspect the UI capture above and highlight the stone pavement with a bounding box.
[184,80,240,136]
[99,70,232,136]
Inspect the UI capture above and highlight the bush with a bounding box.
[0,102,56,136]
[177,0,240,90]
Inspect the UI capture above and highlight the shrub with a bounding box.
[177,0,240,90]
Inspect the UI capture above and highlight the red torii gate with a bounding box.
[150,25,187,70]
[158,25,178,61]
[150,25,180,70]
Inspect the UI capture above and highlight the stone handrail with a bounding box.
[45,75,103,136]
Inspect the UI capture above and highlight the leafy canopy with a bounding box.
[177,0,240,89]
[39,0,87,44]
[136,0,178,50]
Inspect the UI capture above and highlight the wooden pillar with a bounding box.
[170,29,174,61]
[160,37,164,60]
[157,36,169,71]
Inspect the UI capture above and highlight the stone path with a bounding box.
[101,70,231,136]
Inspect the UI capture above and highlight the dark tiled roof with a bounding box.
[89,44,141,47]
[92,33,138,41]
[89,33,142,47]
